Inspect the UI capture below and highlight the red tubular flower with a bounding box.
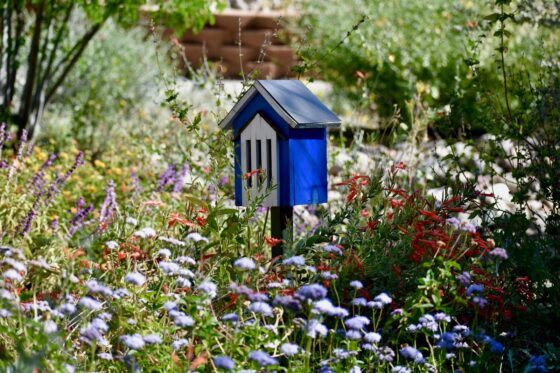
[418,209,444,222]
[264,236,283,247]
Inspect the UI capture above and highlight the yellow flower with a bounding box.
[70,207,77,214]
[87,185,97,193]
[94,160,106,168]
[62,190,71,199]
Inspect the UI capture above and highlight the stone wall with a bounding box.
[178,9,298,79]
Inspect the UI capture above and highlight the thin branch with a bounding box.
[7,0,25,105]
[18,0,46,131]
[45,22,103,105]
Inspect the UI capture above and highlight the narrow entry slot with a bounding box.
[246,139,252,188]
[266,139,272,187]
[256,140,262,186]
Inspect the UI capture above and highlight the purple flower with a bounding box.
[248,350,278,367]
[374,292,392,305]
[320,271,338,280]
[92,318,109,332]
[345,316,370,330]
[125,272,146,286]
[345,329,362,340]
[248,302,273,317]
[172,162,190,196]
[273,295,301,312]
[313,299,349,318]
[222,313,239,323]
[97,352,113,360]
[363,332,381,343]
[376,346,395,362]
[134,227,156,239]
[296,284,327,301]
[143,334,162,344]
[434,312,451,322]
[171,338,189,350]
[3,269,23,282]
[186,232,209,243]
[99,180,117,225]
[174,314,195,327]
[234,257,256,271]
[157,248,172,258]
[489,247,508,260]
[214,355,235,371]
[282,255,306,267]
[400,346,425,363]
[78,296,103,311]
[349,280,363,290]
[158,261,180,275]
[457,271,471,286]
[197,281,217,298]
[466,283,484,295]
[158,163,177,192]
[392,366,411,373]
[322,245,342,254]
[472,296,488,307]
[120,334,145,350]
[461,222,477,233]
[85,280,113,297]
[351,297,367,306]
[419,314,438,332]
[306,319,328,338]
[445,217,461,229]
[280,343,299,356]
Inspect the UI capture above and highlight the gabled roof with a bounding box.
[219,80,341,130]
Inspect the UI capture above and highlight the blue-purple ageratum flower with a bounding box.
[306,319,328,338]
[78,296,103,310]
[489,247,508,260]
[120,334,145,350]
[296,284,327,301]
[457,271,471,286]
[280,343,299,356]
[248,350,278,367]
[234,257,256,271]
[400,346,425,363]
[197,281,217,298]
[466,283,484,295]
[282,255,306,267]
[248,301,273,317]
[125,272,146,286]
[313,299,349,318]
[213,355,235,371]
[345,316,370,330]
[349,280,363,290]
[143,334,162,344]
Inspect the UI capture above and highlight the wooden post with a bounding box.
[270,206,293,258]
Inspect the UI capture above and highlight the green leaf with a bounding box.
[484,13,500,22]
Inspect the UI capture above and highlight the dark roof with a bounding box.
[219,80,341,129]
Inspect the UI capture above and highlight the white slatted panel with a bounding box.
[239,114,278,206]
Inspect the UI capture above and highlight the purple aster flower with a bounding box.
[445,217,461,229]
[457,271,471,286]
[186,232,209,243]
[351,297,367,306]
[345,329,362,340]
[234,257,256,271]
[374,292,392,305]
[322,245,342,254]
[3,269,23,282]
[313,299,349,318]
[489,247,508,260]
[134,227,156,239]
[349,280,363,290]
[296,284,327,301]
[461,222,477,233]
[273,295,301,312]
[214,355,235,371]
[222,313,239,323]
[171,338,189,350]
[466,283,484,295]
[306,319,328,338]
[158,261,180,275]
[248,350,278,367]
[376,346,395,362]
[157,248,172,258]
[197,281,217,298]
[345,316,370,330]
[282,255,306,266]
[363,332,381,343]
[472,296,488,307]
[97,352,113,360]
[248,301,273,317]
[392,366,411,373]
[125,272,146,286]
[174,315,195,327]
[99,180,117,225]
[78,296,102,310]
[400,346,425,363]
[280,343,299,356]
[143,334,162,344]
[120,334,145,350]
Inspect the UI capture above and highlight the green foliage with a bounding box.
[294,0,558,137]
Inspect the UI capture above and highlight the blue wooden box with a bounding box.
[220,80,341,207]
